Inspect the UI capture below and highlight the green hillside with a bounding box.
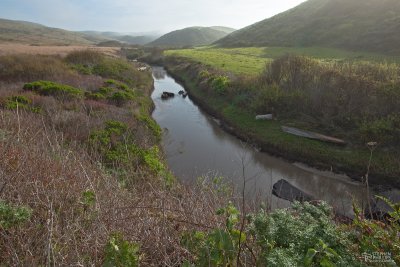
[149,26,235,48]
[165,46,398,76]
[0,18,106,45]
[81,31,159,45]
[117,35,158,45]
[209,26,236,34]
[216,0,400,54]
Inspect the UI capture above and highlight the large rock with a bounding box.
[161,91,175,100]
[366,189,400,220]
[272,179,313,202]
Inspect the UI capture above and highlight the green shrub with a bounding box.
[141,146,174,186]
[121,48,144,60]
[65,51,133,84]
[99,87,114,95]
[137,114,162,140]
[104,233,140,267]
[89,121,156,173]
[85,92,107,100]
[142,146,165,174]
[80,190,96,207]
[252,84,305,116]
[4,95,31,110]
[23,80,83,100]
[66,50,152,89]
[89,120,140,166]
[3,95,42,113]
[250,201,362,266]
[109,91,135,106]
[105,79,130,91]
[71,64,93,75]
[199,70,211,79]
[105,120,128,135]
[359,115,400,145]
[211,75,230,95]
[89,120,170,185]
[92,59,132,83]
[0,201,32,229]
[85,87,114,100]
[182,202,244,266]
[349,198,400,265]
[85,81,135,106]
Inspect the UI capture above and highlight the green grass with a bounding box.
[165,46,399,76]
[166,47,267,75]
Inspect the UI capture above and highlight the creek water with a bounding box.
[151,66,369,216]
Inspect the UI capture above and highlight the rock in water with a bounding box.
[161,91,175,99]
[272,179,313,202]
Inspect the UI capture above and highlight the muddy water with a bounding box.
[151,66,369,216]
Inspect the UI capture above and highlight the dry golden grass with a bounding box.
[0,44,120,57]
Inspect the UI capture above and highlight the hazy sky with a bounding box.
[0,0,306,34]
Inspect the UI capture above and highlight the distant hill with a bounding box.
[81,31,159,45]
[216,0,400,54]
[0,18,105,45]
[96,40,125,47]
[116,35,158,45]
[209,26,236,34]
[149,26,235,48]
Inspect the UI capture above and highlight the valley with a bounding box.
[1,0,400,265]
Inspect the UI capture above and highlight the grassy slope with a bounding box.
[0,18,106,45]
[216,0,400,54]
[164,57,400,188]
[165,46,399,75]
[149,27,232,48]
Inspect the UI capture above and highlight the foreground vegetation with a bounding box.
[1,49,399,266]
[0,51,231,265]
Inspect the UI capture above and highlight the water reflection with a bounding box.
[151,66,369,217]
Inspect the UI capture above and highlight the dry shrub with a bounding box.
[0,54,77,83]
[0,54,104,93]
[0,82,25,96]
[0,109,231,266]
[56,74,104,92]
[0,44,120,58]
[64,50,103,66]
[0,51,234,265]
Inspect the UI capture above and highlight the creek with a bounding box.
[151,66,369,216]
